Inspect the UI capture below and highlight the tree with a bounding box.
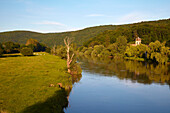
[116,36,127,54]
[91,45,104,57]
[26,38,39,46]
[20,47,33,56]
[64,36,75,73]
[84,47,93,56]
[2,41,20,53]
[26,38,47,52]
[147,40,170,64]
[107,43,118,56]
[0,43,3,56]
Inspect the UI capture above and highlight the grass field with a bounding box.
[0,52,72,113]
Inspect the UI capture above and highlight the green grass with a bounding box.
[0,52,72,113]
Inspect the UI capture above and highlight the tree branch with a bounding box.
[69,53,74,64]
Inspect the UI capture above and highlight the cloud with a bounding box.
[119,12,148,23]
[118,12,160,24]
[86,14,105,17]
[35,21,66,27]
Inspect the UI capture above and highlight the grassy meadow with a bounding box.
[0,52,72,113]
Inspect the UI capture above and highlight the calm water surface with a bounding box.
[65,57,170,113]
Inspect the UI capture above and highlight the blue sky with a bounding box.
[0,0,169,33]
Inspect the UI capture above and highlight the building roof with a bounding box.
[136,37,141,41]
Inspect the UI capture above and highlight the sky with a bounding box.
[0,0,169,33]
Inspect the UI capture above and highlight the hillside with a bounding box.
[0,26,117,47]
[0,19,169,47]
[83,19,170,47]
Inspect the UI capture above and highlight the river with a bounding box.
[65,57,170,113]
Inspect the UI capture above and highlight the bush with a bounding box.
[84,47,93,56]
[0,48,3,56]
[45,47,51,53]
[98,49,111,58]
[20,47,33,56]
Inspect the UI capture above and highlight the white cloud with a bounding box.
[118,12,160,25]
[119,12,148,24]
[86,14,105,17]
[35,21,66,27]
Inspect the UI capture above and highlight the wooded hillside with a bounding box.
[0,19,169,47]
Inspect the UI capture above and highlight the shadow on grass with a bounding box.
[0,54,21,58]
[22,89,69,113]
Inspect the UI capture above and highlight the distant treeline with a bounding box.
[78,36,170,64]
[0,38,50,56]
[0,19,169,47]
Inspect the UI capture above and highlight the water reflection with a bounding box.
[78,56,170,86]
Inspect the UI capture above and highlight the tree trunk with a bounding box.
[64,37,74,73]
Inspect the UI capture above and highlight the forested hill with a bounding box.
[0,18,169,47]
[83,19,170,47]
[0,25,117,47]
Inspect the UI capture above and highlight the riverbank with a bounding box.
[0,52,72,113]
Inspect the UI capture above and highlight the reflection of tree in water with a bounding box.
[78,56,170,86]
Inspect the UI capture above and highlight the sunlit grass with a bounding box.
[0,52,72,113]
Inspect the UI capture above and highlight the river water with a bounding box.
[65,57,170,113]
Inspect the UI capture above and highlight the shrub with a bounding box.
[0,48,3,56]
[20,47,33,56]
[91,45,104,57]
[84,47,93,56]
[45,47,51,53]
[98,49,111,58]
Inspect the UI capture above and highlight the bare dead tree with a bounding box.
[64,36,74,73]
[52,45,56,55]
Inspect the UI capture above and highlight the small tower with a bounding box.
[135,37,141,45]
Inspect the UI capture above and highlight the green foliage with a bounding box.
[124,40,169,64]
[147,40,170,64]
[0,48,3,56]
[0,25,117,47]
[2,41,20,53]
[45,47,51,53]
[116,36,127,54]
[107,43,118,56]
[20,47,33,56]
[83,19,170,47]
[51,44,82,75]
[81,47,88,53]
[88,41,100,47]
[84,47,93,56]
[98,49,111,58]
[70,63,82,75]
[125,44,148,58]
[54,45,67,59]
[26,38,39,46]
[81,39,169,64]
[25,38,47,52]
[125,46,138,57]
[0,43,3,56]
[91,45,104,57]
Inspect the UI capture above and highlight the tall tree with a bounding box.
[116,36,127,54]
[64,37,74,73]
